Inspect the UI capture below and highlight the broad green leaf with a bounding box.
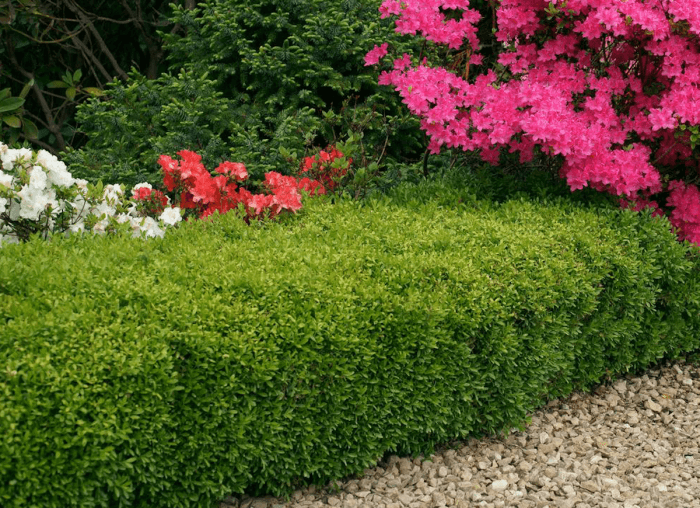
[19,78,34,99]
[63,71,73,86]
[73,69,82,83]
[47,81,69,89]
[84,87,104,97]
[66,87,76,101]
[22,118,38,139]
[2,115,21,128]
[0,88,11,101]
[0,97,24,114]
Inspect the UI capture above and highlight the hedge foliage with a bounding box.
[1,186,699,507]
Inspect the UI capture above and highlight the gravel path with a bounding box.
[223,359,700,508]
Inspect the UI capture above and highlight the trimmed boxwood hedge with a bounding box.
[1,188,699,507]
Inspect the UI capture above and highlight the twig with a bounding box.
[70,33,113,83]
[6,42,66,152]
[60,0,129,81]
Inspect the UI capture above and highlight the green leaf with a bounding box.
[2,115,21,128]
[47,81,69,89]
[19,79,34,99]
[66,87,77,101]
[0,88,11,101]
[22,118,38,139]
[73,69,82,83]
[83,87,104,97]
[63,71,73,86]
[0,97,24,114]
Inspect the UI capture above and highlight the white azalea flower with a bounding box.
[17,185,49,221]
[93,200,116,218]
[29,166,48,190]
[35,149,68,177]
[69,221,85,234]
[0,170,13,188]
[139,216,164,238]
[103,184,123,203]
[159,207,182,226]
[1,147,32,171]
[1,145,183,247]
[91,218,109,235]
[73,179,89,192]
[47,167,74,188]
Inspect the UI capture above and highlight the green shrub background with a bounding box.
[2,175,699,507]
[63,0,431,189]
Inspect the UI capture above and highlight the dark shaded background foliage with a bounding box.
[0,0,192,152]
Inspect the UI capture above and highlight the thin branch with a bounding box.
[118,0,163,78]
[4,22,86,44]
[70,33,113,83]
[18,134,56,152]
[6,42,66,152]
[24,110,50,131]
[60,0,129,81]
[118,0,154,43]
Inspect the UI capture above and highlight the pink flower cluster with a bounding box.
[367,0,700,244]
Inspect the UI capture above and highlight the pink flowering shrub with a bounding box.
[366,0,700,244]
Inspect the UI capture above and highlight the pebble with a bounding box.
[490,479,508,491]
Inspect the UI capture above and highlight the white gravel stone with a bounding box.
[224,360,700,508]
[490,479,508,491]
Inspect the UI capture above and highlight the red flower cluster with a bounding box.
[298,146,351,192]
[131,185,169,216]
[157,150,320,221]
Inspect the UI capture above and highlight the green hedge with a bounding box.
[1,191,699,507]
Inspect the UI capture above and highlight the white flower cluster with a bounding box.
[0,143,183,247]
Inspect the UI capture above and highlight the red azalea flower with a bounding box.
[180,191,197,209]
[216,161,248,181]
[177,150,202,165]
[297,177,326,195]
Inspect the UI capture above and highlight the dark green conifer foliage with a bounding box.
[65,0,428,188]
[62,69,236,187]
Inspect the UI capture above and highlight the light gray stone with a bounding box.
[491,479,508,492]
